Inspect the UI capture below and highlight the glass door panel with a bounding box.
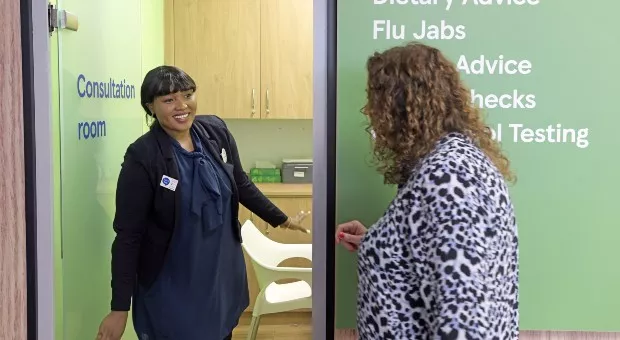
[56,0,144,338]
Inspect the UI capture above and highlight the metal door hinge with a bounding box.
[48,4,57,35]
[48,3,79,36]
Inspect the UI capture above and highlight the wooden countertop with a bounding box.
[254,183,312,197]
[96,180,312,197]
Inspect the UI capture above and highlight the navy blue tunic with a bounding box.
[132,127,249,340]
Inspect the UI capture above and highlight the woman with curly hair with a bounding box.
[336,42,519,339]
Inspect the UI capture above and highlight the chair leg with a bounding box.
[246,315,261,340]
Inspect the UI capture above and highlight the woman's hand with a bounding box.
[336,220,367,251]
[281,217,311,234]
[96,311,128,340]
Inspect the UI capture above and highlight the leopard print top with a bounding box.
[357,133,519,339]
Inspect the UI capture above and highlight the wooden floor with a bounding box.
[334,329,358,339]
[232,313,620,340]
[332,330,620,340]
[232,312,312,340]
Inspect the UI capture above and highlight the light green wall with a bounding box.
[336,0,620,332]
[52,0,163,339]
[141,0,164,134]
[50,1,63,339]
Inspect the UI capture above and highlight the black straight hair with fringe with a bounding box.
[140,66,197,123]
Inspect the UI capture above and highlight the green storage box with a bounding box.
[249,168,282,183]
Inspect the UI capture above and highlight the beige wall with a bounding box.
[225,119,313,171]
[0,0,27,338]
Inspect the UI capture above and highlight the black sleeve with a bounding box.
[217,118,288,227]
[110,146,152,311]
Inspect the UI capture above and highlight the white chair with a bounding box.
[240,220,313,340]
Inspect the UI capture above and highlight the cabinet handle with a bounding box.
[265,88,270,115]
[251,89,256,116]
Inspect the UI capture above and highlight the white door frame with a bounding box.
[25,0,56,338]
[312,0,337,338]
[28,0,336,338]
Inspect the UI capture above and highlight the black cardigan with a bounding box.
[110,115,288,311]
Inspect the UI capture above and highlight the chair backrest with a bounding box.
[241,220,313,298]
[240,220,284,268]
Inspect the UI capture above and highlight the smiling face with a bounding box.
[147,89,197,134]
[140,66,198,136]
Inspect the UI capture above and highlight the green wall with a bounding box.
[52,0,163,338]
[335,0,620,332]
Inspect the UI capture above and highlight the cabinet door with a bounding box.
[260,0,314,119]
[173,0,261,119]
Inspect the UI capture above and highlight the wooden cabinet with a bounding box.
[167,0,313,120]
[238,184,313,312]
[260,0,314,119]
[171,0,260,120]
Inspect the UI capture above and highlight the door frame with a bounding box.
[313,0,337,339]
[21,0,55,339]
[24,0,337,338]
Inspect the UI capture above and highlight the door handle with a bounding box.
[251,89,256,116]
[49,4,79,33]
[60,10,79,31]
[265,88,270,115]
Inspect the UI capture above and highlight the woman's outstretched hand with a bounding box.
[281,212,311,234]
[336,220,367,251]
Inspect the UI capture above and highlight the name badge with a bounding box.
[160,175,178,191]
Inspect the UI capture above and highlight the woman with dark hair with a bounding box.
[336,42,519,339]
[96,66,307,340]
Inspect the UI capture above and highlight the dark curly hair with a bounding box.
[364,42,515,185]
